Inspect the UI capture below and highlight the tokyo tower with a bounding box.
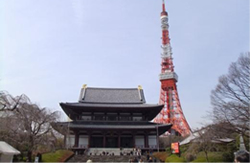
[154,0,191,136]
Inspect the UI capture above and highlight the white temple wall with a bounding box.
[79,135,88,148]
[66,135,75,148]
[148,135,157,148]
[0,154,13,163]
[135,136,144,148]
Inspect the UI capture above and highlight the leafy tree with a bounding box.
[0,91,60,161]
[210,53,250,137]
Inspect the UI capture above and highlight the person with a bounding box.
[235,150,250,162]
[133,148,136,155]
[86,159,92,163]
[36,153,42,162]
[138,148,141,156]
[146,151,150,161]
[148,157,153,162]
[133,157,138,162]
[138,158,144,163]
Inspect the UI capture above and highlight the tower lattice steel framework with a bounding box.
[154,0,191,136]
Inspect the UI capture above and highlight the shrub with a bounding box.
[152,152,169,162]
[222,152,234,162]
[165,154,185,162]
[185,153,196,162]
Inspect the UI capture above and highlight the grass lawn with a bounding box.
[154,151,226,162]
[165,154,185,162]
[192,152,224,162]
[42,150,74,162]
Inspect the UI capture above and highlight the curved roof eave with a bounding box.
[60,102,163,120]
[55,122,172,135]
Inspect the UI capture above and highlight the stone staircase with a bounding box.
[68,155,147,162]
[87,148,133,156]
[68,148,163,162]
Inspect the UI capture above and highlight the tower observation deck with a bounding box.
[153,0,191,136]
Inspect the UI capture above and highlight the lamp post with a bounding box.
[156,124,159,152]
[66,114,71,150]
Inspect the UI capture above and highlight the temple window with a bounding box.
[81,112,92,120]
[119,113,131,121]
[93,113,105,120]
[133,116,142,121]
[120,116,130,121]
[106,113,117,121]
[132,113,143,121]
[81,115,91,121]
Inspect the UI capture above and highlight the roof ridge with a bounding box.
[87,87,139,90]
[78,101,144,104]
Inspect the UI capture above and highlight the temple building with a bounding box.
[55,85,172,151]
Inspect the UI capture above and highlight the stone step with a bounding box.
[68,155,148,162]
[87,148,134,156]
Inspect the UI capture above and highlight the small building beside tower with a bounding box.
[0,141,20,163]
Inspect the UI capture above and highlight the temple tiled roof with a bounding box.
[79,87,145,104]
[60,86,163,120]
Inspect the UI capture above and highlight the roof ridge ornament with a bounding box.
[79,84,87,101]
[82,84,87,88]
[138,85,143,101]
[138,85,143,90]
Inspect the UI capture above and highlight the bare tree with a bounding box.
[0,91,60,161]
[210,53,250,137]
[186,125,219,162]
[0,91,28,111]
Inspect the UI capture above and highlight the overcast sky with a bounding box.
[0,0,249,129]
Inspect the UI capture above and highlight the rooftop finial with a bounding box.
[138,85,143,90]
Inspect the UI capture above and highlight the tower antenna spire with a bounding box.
[162,0,166,12]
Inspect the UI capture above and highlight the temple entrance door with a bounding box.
[106,137,118,148]
[121,136,133,148]
[90,137,103,147]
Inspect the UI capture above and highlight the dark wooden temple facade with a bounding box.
[56,85,172,150]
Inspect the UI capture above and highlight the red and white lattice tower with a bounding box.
[154,0,191,136]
